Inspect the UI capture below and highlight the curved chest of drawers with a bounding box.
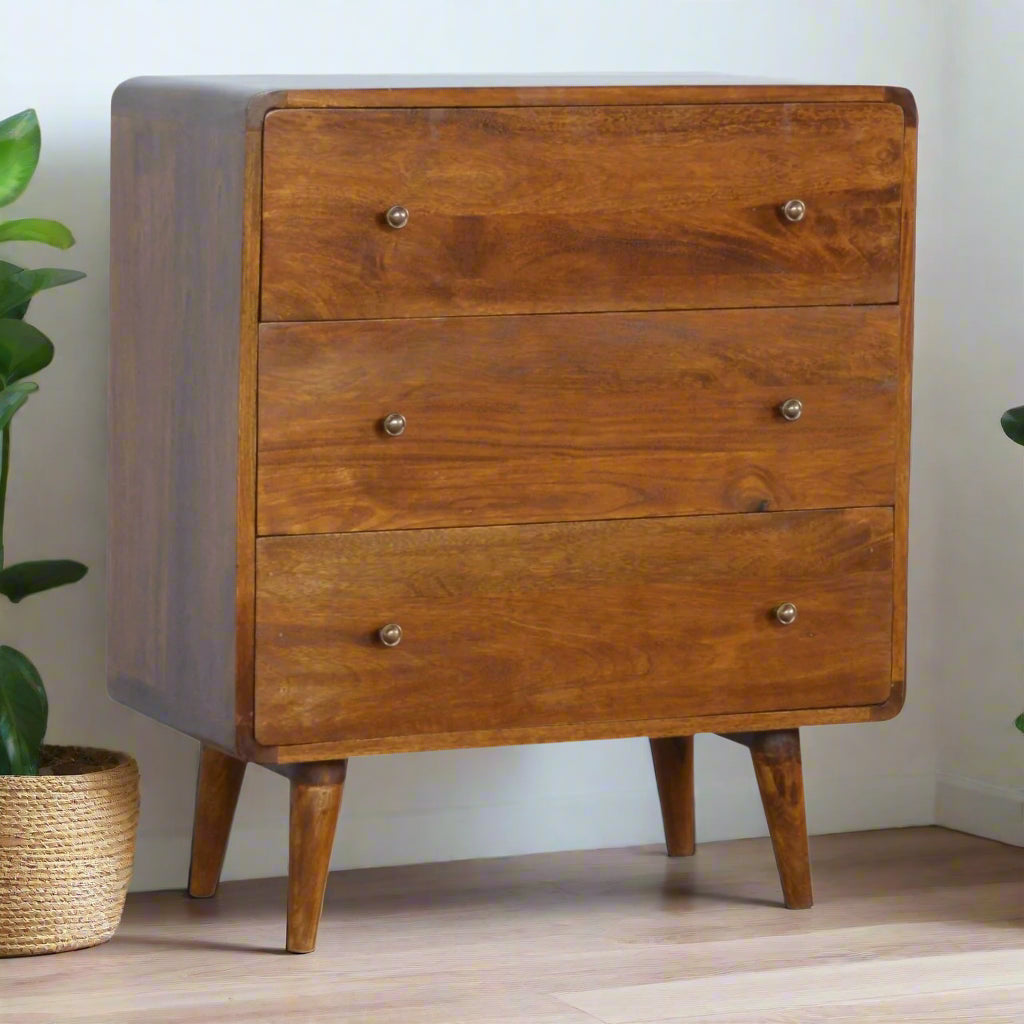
[109,76,916,952]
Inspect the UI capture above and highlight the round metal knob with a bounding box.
[775,603,798,626]
[781,199,806,223]
[378,623,403,647]
[779,398,803,422]
[384,205,409,229]
[382,412,406,437]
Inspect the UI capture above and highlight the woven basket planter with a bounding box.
[0,745,140,957]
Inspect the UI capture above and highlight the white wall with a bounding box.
[0,0,953,892]
[932,0,1024,844]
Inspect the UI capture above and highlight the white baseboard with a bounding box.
[129,770,937,892]
[935,772,1024,846]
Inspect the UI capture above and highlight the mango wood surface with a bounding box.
[722,730,813,909]
[260,103,904,322]
[109,78,915,770]
[187,746,248,898]
[649,737,696,857]
[255,508,894,747]
[108,81,258,752]
[287,762,347,953]
[890,99,918,697]
[110,76,915,122]
[258,306,899,535]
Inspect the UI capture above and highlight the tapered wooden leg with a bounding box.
[188,745,248,898]
[285,761,347,954]
[720,729,812,909]
[649,736,695,856]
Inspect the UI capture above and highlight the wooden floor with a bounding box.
[4,827,1024,1023]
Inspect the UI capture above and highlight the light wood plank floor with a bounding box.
[3,827,1023,1023]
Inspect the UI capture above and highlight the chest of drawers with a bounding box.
[108,76,916,953]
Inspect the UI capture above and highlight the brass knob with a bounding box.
[775,603,798,626]
[385,205,409,229]
[378,623,403,647]
[781,199,806,223]
[382,412,406,437]
[779,398,803,422]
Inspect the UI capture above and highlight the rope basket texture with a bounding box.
[0,745,140,956]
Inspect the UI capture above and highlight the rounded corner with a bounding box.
[247,92,290,130]
[871,680,907,721]
[885,87,917,129]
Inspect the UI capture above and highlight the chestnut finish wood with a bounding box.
[649,737,695,857]
[188,746,248,898]
[108,81,260,753]
[891,103,919,699]
[109,77,916,951]
[721,730,813,909]
[261,103,903,322]
[258,306,899,535]
[255,508,894,747]
[287,762,347,954]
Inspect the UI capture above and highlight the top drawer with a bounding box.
[260,102,905,322]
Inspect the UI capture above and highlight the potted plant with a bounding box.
[0,109,139,957]
[1003,405,1024,734]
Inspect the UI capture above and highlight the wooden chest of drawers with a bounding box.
[108,76,916,953]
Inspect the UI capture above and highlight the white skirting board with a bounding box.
[935,773,1024,846]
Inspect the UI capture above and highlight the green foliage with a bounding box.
[1002,406,1024,447]
[0,645,46,774]
[0,318,53,382]
[0,218,75,248]
[0,261,85,320]
[0,560,88,603]
[0,111,41,209]
[0,109,86,775]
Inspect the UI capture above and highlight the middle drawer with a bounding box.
[257,305,899,536]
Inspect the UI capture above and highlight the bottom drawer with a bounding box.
[254,509,894,746]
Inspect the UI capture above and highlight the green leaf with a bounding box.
[0,264,85,319]
[0,380,37,430]
[1016,713,1024,734]
[0,259,24,317]
[0,110,40,209]
[0,218,74,248]
[0,645,47,775]
[0,559,88,603]
[1002,406,1024,447]
[0,318,53,383]
[0,260,26,318]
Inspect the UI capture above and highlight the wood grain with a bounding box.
[187,746,248,898]
[287,761,346,953]
[260,103,904,321]
[112,76,907,125]
[255,508,894,747]
[257,306,899,535]
[890,95,918,705]
[649,737,695,857]
[722,730,812,909]
[108,80,258,752]
[109,77,915,770]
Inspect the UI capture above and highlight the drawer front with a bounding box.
[257,306,899,536]
[260,103,904,322]
[254,509,894,745]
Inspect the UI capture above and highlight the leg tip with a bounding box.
[783,896,814,910]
